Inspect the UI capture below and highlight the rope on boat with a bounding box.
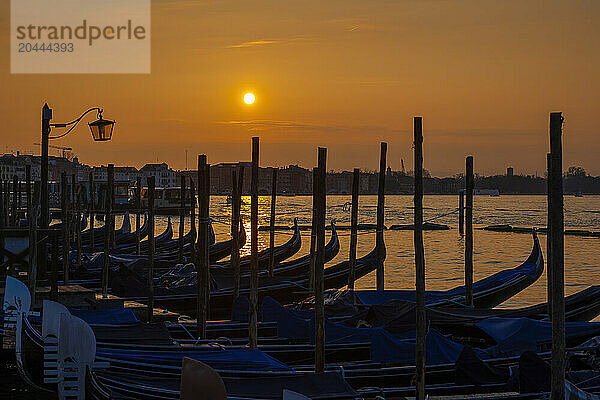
[280,281,310,291]
[176,323,196,340]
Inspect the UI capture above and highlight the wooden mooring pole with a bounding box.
[109,169,116,249]
[546,153,553,319]
[147,176,155,322]
[268,168,277,277]
[71,173,76,245]
[203,161,211,322]
[189,178,196,262]
[196,155,210,339]
[27,167,38,305]
[17,177,22,223]
[249,138,259,349]
[0,181,4,227]
[315,147,327,373]
[102,164,114,296]
[136,177,141,256]
[348,168,359,290]
[549,112,565,400]
[61,172,69,283]
[89,171,95,250]
[25,165,31,224]
[76,181,82,270]
[376,142,387,291]
[231,169,241,303]
[465,156,474,307]
[309,167,318,290]
[12,175,18,226]
[51,233,59,301]
[179,175,186,263]
[459,190,465,236]
[414,117,426,400]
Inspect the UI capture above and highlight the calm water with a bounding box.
[114,195,600,311]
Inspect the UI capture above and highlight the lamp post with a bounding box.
[39,104,115,230]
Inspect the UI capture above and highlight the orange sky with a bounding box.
[1,0,599,176]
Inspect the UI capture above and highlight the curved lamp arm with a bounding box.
[49,107,103,140]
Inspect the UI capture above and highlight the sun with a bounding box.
[244,92,255,105]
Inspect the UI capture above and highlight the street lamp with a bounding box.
[40,103,115,230]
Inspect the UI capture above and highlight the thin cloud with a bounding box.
[214,120,404,136]
[225,36,313,49]
[227,40,280,48]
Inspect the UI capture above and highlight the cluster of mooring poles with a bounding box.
[0,112,568,399]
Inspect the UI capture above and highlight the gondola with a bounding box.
[80,213,150,252]
[79,212,133,246]
[214,218,303,271]
[314,230,543,310]
[76,217,174,270]
[157,239,376,318]
[7,275,600,400]
[49,212,88,232]
[18,298,600,400]
[111,222,343,318]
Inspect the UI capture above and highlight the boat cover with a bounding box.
[454,345,512,386]
[93,322,175,346]
[95,347,293,372]
[476,317,600,357]
[71,308,140,325]
[261,296,464,364]
[224,372,357,399]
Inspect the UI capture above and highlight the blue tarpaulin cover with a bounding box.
[476,317,600,357]
[71,308,140,325]
[261,296,466,364]
[96,347,293,372]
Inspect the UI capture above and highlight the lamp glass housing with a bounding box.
[88,117,115,141]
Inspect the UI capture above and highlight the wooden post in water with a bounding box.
[546,153,553,319]
[28,177,38,305]
[136,177,142,256]
[109,167,116,249]
[5,181,10,226]
[348,168,360,290]
[0,181,4,227]
[203,163,211,321]
[231,170,241,303]
[309,167,318,290]
[147,176,155,322]
[465,156,474,307]
[189,179,196,262]
[459,190,465,236]
[102,164,114,296]
[249,138,260,349]
[89,171,95,250]
[17,178,22,223]
[12,175,18,226]
[376,142,387,291]
[26,164,36,300]
[71,174,76,245]
[26,166,31,224]
[51,233,59,301]
[196,155,209,339]
[179,175,186,263]
[314,147,327,373]
[414,117,427,400]
[61,172,70,283]
[268,168,278,277]
[549,112,565,400]
[75,182,82,270]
